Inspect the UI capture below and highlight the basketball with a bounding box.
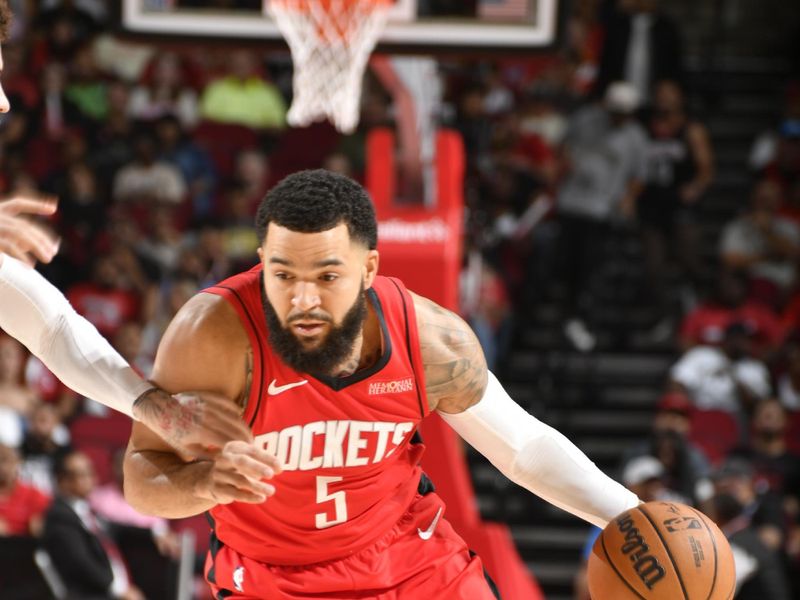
[587,502,735,599]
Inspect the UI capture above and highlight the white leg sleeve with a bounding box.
[438,371,639,528]
[0,255,150,417]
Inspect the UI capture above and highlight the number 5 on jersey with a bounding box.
[315,476,348,529]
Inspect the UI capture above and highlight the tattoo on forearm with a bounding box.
[134,388,201,444]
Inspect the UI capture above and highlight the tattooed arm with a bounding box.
[413,293,639,526]
[124,294,280,518]
[412,292,487,413]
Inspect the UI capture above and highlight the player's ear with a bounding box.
[257,247,264,262]
[363,250,379,289]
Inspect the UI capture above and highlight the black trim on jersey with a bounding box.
[417,471,436,495]
[205,512,221,585]
[213,282,266,428]
[311,287,393,391]
[388,279,426,419]
[216,591,233,600]
[470,550,502,599]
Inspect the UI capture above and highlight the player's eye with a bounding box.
[275,272,292,281]
[320,274,338,282]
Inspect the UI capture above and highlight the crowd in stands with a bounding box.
[0,0,797,599]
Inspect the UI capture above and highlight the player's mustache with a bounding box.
[287,312,332,324]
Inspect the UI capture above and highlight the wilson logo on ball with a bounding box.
[615,513,667,589]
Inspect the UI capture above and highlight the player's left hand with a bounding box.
[133,388,254,458]
[0,196,60,266]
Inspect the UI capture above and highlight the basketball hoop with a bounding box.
[268,0,392,133]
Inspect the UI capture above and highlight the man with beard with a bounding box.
[123,169,640,598]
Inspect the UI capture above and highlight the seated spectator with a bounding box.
[679,269,782,357]
[720,178,800,309]
[128,52,200,129]
[64,44,110,123]
[670,321,772,415]
[134,205,183,278]
[66,255,141,339]
[112,129,187,206]
[199,49,286,130]
[90,451,180,561]
[711,460,791,600]
[621,391,712,503]
[729,399,800,522]
[0,444,50,537]
[220,181,261,268]
[19,402,71,496]
[556,81,648,351]
[638,79,712,326]
[43,451,144,600]
[460,248,513,373]
[0,334,38,417]
[140,278,198,362]
[154,114,216,218]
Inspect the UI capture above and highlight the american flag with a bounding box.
[478,0,531,20]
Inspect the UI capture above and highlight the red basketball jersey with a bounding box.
[203,267,431,565]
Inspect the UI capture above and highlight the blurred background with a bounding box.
[0,0,798,598]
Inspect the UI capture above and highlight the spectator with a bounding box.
[112,129,187,206]
[679,269,783,357]
[199,49,286,130]
[232,148,271,213]
[711,461,791,600]
[43,450,144,600]
[33,61,85,142]
[140,277,198,363]
[595,0,684,101]
[134,205,183,277]
[154,114,216,218]
[19,402,71,496]
[128,51,200,128]
[670,321,772,415]
[621,391,712,503]
[729,399,800,521]
[556,81,648,351]
[720,178,800,309]
[90,451,180,561]
[460,248,513,373]
[66,255,141,339]
[0,443,50,536]
[220,181,260,267]
[638,80,713,329]
[64,44,109,122]
[111,321,151,380]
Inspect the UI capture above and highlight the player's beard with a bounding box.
[261,280,368,376]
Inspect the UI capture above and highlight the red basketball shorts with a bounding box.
[204,492,498,599]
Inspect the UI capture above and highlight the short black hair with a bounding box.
[255,169,377,249]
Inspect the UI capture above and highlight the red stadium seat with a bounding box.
[192,121,258,178]
[688,409,741,466]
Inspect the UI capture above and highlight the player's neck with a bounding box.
[334,303,382,377]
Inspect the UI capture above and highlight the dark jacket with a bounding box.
[42,496,115,600]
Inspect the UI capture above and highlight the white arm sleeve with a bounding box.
[0,255,151,418]
[439,371,639,528]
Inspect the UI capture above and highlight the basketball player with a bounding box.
[0,1,251,457]
[124,170,641,598]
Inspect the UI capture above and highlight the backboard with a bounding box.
[122,0,559,50]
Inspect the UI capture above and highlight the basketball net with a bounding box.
[268,0,392,133]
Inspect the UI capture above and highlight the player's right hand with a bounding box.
[0,196,59,266]
[194,440,282,505]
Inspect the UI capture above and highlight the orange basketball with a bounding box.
[587,501,735,599]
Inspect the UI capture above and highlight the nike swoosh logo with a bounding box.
[417,507,443,540]
[268,379,308,395]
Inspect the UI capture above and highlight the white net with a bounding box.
[269,0,391,134]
